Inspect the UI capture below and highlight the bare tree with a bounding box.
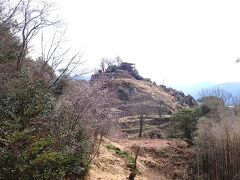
[0,0,81,77]
[99,58,107,72]
[99,57,115,72]
[153,96,166,125]
[195,88,240,179]
[196,108,240,179]
[0,0,22,31]
[115,56,122,66]
[51,79,119,166]
[26,29,84,96]
[198,88,233,122]
[16,0,60,71]
[99,56,122,72]
[129,94,155,138]
[199,88,232,105]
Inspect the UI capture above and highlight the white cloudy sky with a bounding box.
[49,0,240,86]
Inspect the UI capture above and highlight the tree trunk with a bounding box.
[158,108,162,126]
[139,115,144,138]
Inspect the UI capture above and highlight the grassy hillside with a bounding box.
[86,138,194,180]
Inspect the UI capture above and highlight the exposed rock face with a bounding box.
[185,95,197,107]
[91,72,111,81]
[117,84,138,101]
[90,63,197,116]
[160,85,197,107]
[102,62,144,80]
[118,62,143,80]
[90,69,134,82]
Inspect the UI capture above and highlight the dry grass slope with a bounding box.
[86,138,194,180]
[109,78,187,111]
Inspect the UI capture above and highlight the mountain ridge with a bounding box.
[172,81,240,100]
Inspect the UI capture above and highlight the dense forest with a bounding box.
[1,0,240,180]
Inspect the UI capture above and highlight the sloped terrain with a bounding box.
[108,78,182,111]
[91,72,197,115]
[86,64,196,180]
[86,138,194,180]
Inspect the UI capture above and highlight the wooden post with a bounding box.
[129,147,140,180]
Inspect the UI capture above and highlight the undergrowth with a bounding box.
[106,144,134,164]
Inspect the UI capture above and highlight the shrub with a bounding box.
[0,73,94,179]
[106,144,134,164]
[171,106,206,144]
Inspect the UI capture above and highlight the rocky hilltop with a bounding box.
[91,62,197,115]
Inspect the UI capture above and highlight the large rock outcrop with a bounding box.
[90,62,197,115]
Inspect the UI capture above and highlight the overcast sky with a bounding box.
[49,0,240,86]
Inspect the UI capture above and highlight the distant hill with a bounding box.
[213,82,240,96]
[171,82,216,98]
[173,82,240,100]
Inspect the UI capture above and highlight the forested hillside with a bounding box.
[0,1,117,179]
